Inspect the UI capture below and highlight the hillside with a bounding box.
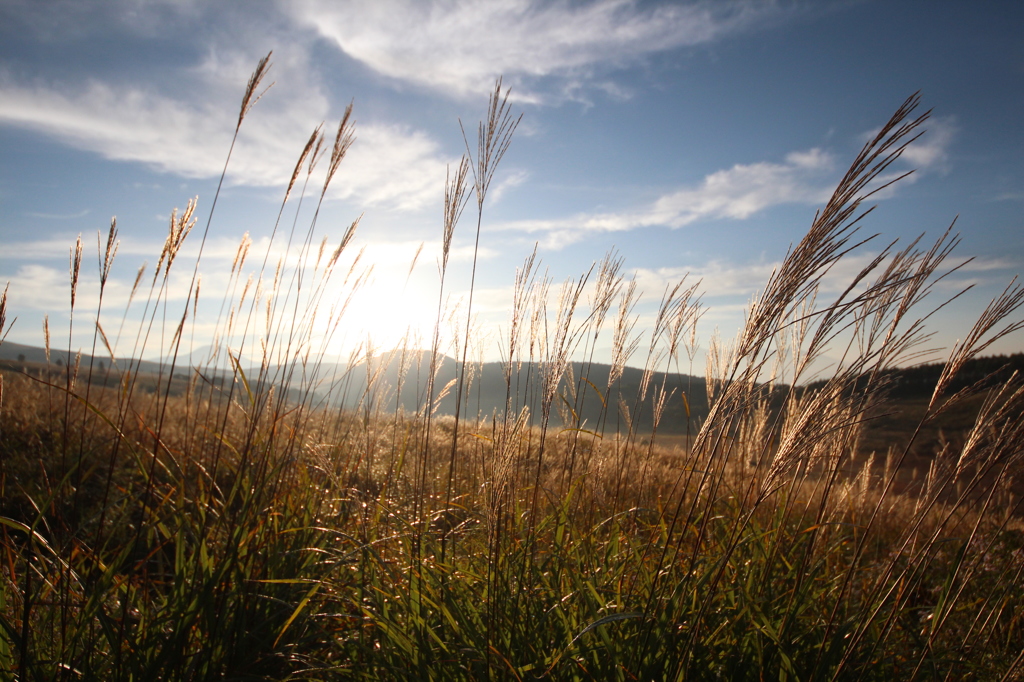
[801,353,1024,458]
[5,340,1023,443]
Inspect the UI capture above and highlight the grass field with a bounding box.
[1,57,1023,680]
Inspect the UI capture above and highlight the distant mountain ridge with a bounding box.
[0,341,708,433]
[0,340,168,375]
[3,340,1023,435]
[304,349,709,435]
[804,352,1024,401]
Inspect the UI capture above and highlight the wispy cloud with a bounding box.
[632,249,1017,308]
[494,119,957,250]
[899,116,956,170]
[646,148,835,225]
[0,78,235,177]
[25,209,91,220]
[493,147,838,248]
[855,116,958,199]
[287,0,783,101]
[335,124,454,211]
[0,53,456,211]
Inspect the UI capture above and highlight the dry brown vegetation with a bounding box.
[1,56,1023,680]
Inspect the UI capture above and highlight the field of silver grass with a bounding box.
[1,55,1022,680]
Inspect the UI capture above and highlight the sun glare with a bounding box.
[325,268,441,358]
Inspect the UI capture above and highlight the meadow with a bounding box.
[1,55,1023,680]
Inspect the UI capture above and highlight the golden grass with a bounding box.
[0,59,1022,680]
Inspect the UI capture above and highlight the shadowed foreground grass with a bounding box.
[1,57,1023,680]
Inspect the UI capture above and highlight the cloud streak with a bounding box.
[0,78,242,176]
[0,58,456,212]
[288,0,782,101]
[493,147,838,248]
[494,121,956,249]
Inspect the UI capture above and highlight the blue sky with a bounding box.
[1,0,1022,372]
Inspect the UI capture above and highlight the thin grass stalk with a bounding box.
[559,251,624,497]
[442,80,520,565]
[822,297,1024,678]
[110,54,271,663]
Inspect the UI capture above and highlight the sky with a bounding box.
[1,0,1022,375]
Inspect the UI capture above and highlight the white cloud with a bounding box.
[853,117,957,200]
[488,169,531,204]
[632,251,1018,310]
[0,79,235,177]
[894,116,956,171]
[0,55,456,211]
[2,261,199,314]
[333,124,454,211]
[493,147,838,247]
[24,209,91,220]
[287,0,780,101]
[646,148,835,225]
[0,236,105,260]
[4,265,68,312]
[493,116,959,250]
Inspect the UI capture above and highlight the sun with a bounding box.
[320,266,442,359]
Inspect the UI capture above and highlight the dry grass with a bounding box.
[0,58,1022,680]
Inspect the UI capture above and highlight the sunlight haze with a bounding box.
[1,0,1022,369]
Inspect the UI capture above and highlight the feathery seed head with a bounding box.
[98,217,119,288]
[322,102,355,199]
[238,51,273,129]
[0,283,9,344]
[232,232,252,276]
[288,125,322,203]
[69,234,83,310]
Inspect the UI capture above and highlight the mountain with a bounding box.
[804,353,1024,401]
[4,338,1022,440]
[0,340,167,375]
[305,348,708,435]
